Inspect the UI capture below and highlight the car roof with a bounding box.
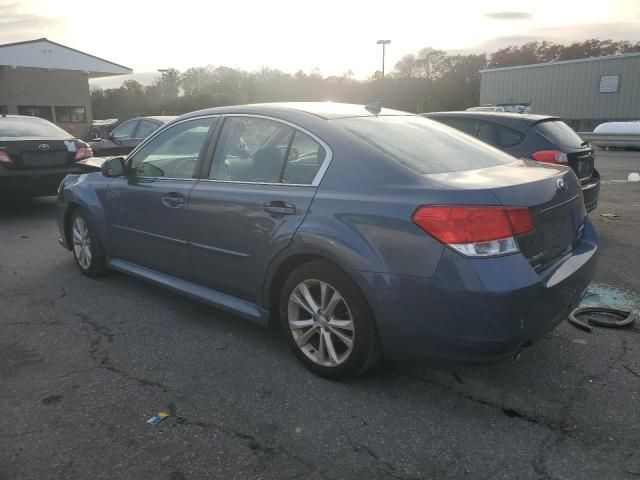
[1,114,50,120]
[423,111,560,126]
[143,115,177,123]
[179,102,412,121]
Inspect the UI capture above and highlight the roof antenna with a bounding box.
[365,102,382,115]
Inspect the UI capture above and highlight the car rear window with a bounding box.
[0,116,72,140]
[333,115,515,174]
[533,120,584,148]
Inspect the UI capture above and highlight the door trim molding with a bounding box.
[112,224,187,245]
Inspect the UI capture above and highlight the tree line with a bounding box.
[91,38,640,120]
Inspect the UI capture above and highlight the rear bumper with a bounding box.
[0,166,81,196]
[581,169,600,212]
[355,219,598,363]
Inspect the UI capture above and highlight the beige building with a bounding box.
[0,38,131,139]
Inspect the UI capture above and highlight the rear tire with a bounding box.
[279,260,382,379]
[69,208,107,278]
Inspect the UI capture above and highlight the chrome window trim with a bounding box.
[205,113,334,188]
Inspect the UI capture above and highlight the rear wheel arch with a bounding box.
[267,253,329,326]
[266,253,376,328]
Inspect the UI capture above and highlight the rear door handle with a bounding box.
[263,201,296,216]
[161,192,185,208]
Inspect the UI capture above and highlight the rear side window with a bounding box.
[476,122,497,145]
[533,120,584,148]
[210,117,326,185]
[135,120,160,139]
[334,116,515,175]
[497,126,525,148]
[437,118,477,136]
[0,116,71,140]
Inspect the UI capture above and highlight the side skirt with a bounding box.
[108,258,269,326]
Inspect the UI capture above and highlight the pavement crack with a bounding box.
[101,363,168,392]
[75,312,114,343]
[343,431,427,480]
[623,364,640,378]
[391,367,545,427]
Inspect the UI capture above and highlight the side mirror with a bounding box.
[101,157,126,177]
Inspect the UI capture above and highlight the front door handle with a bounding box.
[263,200,296,216]
[161,192,185,208]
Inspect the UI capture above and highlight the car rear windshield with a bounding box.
[0,116,72,140]
[533,120,585,148]
[333,115,516,174]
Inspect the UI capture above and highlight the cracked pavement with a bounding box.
[1,150,639,479]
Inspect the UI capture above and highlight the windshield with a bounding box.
[333,115,515,174]
[0,116,72,140]
[533,120,585,148]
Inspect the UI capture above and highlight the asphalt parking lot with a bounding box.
[1,150,639,480]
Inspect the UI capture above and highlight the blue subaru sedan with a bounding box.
[56,102,597,378]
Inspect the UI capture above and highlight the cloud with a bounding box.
[484,12,533,20]
[453,21,640,54]
[0,2,66,44]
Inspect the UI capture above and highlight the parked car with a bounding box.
[89,116,175,157]
[423,112,600,212]
[57,103,597,378]
[0,115,93,197]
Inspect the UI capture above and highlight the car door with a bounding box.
[106,116,217,279]
[187,115,330,305]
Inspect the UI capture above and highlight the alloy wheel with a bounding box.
[72,216,92,270]
[287,279,355,367]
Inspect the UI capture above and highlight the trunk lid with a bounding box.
[427,160,585,270]
[2,140,74,169]
[566,147,595,183]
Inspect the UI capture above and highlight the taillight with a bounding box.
[0,150,12,165]
[412,205,534,257]
[531,150,568,164]
[74,145,93,161]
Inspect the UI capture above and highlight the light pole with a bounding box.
[157,68,168,88]
[376,40,391,78]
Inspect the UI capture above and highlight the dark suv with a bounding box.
[423,112,600,212]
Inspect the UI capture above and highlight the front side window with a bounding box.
[210,117,326,185]
[111,120,138,140]
[129,118,213,179]
[334,115,515,175]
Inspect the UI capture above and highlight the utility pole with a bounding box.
[376,40,391,78]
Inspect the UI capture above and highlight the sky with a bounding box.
[2,0,640,88]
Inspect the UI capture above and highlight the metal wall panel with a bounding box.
[479,54,640,121]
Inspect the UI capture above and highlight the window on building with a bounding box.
[55,106,87,123]
[18,105,53,121]
[0,106,7,115]
[599,75,620,93]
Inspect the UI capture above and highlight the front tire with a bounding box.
[279,261,382,379]
[70,209,107,277]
